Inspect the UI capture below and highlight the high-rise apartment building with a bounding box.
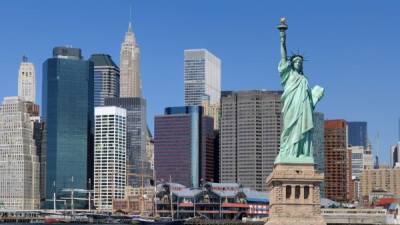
[154,106,215,188]
[42,47,94,206]
[90,54,120,107]
[348,121,368,148]
[0,96,40,209]
[120,23,141,97]
[184,49,221,129]
[105,97,149,187]
[18,56,36,103]
[220,90,282,191]
[324,119,351,202]
[94,106,126,211]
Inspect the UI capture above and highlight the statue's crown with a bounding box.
[290,54,304,62]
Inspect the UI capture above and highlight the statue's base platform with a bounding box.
[265,163,326,225]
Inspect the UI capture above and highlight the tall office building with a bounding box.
[94,106,126,211]
[313,112,325,172]
[391,143,400,168]
[220,90,282,191]
[184,49,221,129]
[313,112,325,197]
[42,47,94,206]
[120,23,141,97]
[18,56,36,103]
[105,97,149,187]
[324,120,351,202]
[0,96,40,209]
[90,54,120,107]
[154,106,215,188]
[347,121,368,148]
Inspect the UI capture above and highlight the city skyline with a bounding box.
[0,1,399,164]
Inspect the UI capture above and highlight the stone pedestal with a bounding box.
[265,163,326,225]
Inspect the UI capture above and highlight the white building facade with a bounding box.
[0,96,40,210]
[184,49,221,129]
[18,56,36,103]
[94,106,127,211]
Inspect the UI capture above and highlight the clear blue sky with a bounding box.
[0,0,399,164]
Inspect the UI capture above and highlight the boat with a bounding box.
[131,215,185,225]
[44,213,89,224]
[44,214,72,224]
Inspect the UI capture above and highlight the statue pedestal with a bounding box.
[265,163,326,225]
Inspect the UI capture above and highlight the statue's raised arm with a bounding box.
[278,18,288,63]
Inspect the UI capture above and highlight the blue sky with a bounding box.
[0,0,399,164]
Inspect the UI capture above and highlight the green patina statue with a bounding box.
[275,18,324,164]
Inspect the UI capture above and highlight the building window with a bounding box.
[286,185,291,199]
[295,186,300,199]
[304,186,309,199]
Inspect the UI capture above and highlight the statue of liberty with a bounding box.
[275,18,324,164]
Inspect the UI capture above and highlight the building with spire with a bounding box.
[120,22,141,98]
[106,22,151,188]
[18,56,36,103]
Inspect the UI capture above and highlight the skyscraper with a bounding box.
[90,54,120,107]
[347,121,368,148]
[184,49,221,129]
[94,106,126,211]
[107,22,151,188]
[313,112,325,172]
[324,119,351,202]
[120,23,141,97]
[42,47,94,206]
[220,90,282,191]
[313,112,325,197]
[154,106,215,188]
[18,56,36,103]
[0,96,40,209]
[105,97,149,187]
[391,143,400,168]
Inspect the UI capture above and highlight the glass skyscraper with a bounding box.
[348,121,368,148]
[313,112,325,197]
[89,54,120,107]
[42,47,94,206]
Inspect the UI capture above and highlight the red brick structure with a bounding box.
[324,120,352,202]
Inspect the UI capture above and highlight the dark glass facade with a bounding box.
[348,121,368,148]
[42,47,94,206]
[154,106,214,188]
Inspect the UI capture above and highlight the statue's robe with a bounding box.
[275,60,322,164]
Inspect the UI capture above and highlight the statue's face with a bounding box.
[292,57,303,73]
